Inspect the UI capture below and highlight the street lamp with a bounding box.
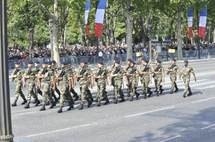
[0,0,14,142]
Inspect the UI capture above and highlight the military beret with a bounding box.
[28,60,34,65]
[15,61,21,65]
[156,59,161,63]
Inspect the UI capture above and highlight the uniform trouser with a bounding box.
[70,87,79,98]
[113,80,124,99]
[96,82,107,102]
[80,84,91,104]
[127,79,137,97]
[41,82,53,105]
[15,81,26,101]
[170,75,177,92]
[154,76,162,92]
[27,82,38,102]
[141,76,150,95]
[183,78,191,96]
[59,84,73,108]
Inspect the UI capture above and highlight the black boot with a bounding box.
[35,100,41,107]
[136,92,140,100]
[113,97,118,104]
[104,99,110,105]
[97,101,101,107]
[57,107,63,113]
[21,100,27,105]
[87,99,92,108]
[174,83,179,92]
[79,103,84,110]
[12,99,18,107]
[24,102,30,109]
[40,105,46,111]
[130,96,134,101]
[144,93,147,99]
[49,101,56,109]
[67,101,74,111]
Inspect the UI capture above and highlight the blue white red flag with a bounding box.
[198,7,207,39]
[187,7,193,38]
[95,0,107,38]
[85,0,91,35]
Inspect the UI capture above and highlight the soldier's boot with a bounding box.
[159,86,164,95]
[57,107,63,113]
[24,102,30,109]
[188,87,192,96]
[104,98,110,105]
[12,98,18,107]
[143,92,147,99]
[113,97,118,104]
[130,96,134,102]
[175,83,179,92]
[87,99,93,108]
[21,99,27,105]
[67,101,74,111]
[73,93,79,102]
[136,91,140,100]
[79,103,84,110]
[119,90,125,102]
[49,101,56,109]
[97,101,101,107]
[40,104,46,111]
[148,88,152,97]
[35,99,41,107]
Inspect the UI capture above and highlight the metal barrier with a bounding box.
[8,48,215,69]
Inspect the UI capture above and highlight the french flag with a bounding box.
[85,0,91,35]
[187,7,193,38]
[198,7,207,39]
[95,0,107,38]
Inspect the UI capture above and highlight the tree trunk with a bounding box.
[52,0,60,65]
[213,28,215,43]
[28,28,34,59]
[49,19,54,60]
[126,1,133,60]
[176,5,183,60]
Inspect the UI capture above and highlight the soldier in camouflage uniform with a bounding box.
[125,59,140,101]
[138,58,152,99]
[38,62,56,111]
[57,62,74,113]
[111,60,125,104]
[95,62,109,106]
[152,59,164,95]
[77,62,93,110]
[166,59,179,94]
[50,60,61,103]
[24,61,40,109]
[34,62,43,98]
[179,60,196,97]
[11,63,27,106]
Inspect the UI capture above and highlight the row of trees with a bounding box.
[8,0,215,63]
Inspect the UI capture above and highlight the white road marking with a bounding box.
[160,135,181,142]
[201,123,215,130]
[25,122,98,138]
[191,97,215,104]
[198,85,215,90]
[124,105,175,118]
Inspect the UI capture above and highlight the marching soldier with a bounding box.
[68,66,79,102]
[138,58,152,99]
[38,61,56,111]
[94,62,109,106]
[11,62,27,106]
[179,60,196,97]
[152,59,164,95]
[166,59,179,94]
[125,59,140,101]
[24,61,40,109]
[34,62,43,98]
[111,60,125,103]
[77,62,93,110]
[57,61,74,113]
[50,60,61,103]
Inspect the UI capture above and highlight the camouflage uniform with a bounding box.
[167,60,179,94]
[11,67,27,106]
[39,65,56,111]
[24,67,40,109]
[95,64,109,106]
[180,60,196,97]
[111,63,124,103]
[57,65,74,113]
[77,64,93,110]
[138,60,152,98]
[153,61,164,95]
[125,60,139,101]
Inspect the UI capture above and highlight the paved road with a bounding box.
[11,59,215,142]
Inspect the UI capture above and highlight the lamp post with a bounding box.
[0,0,14,142]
